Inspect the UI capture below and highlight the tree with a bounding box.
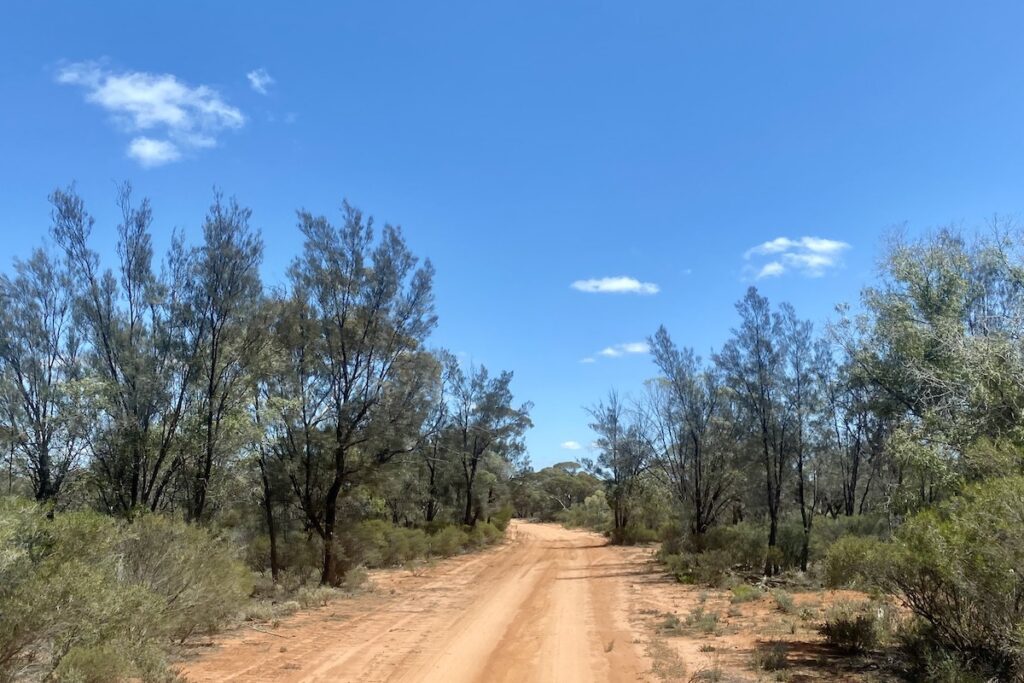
[182,193,264,522]
[273,203,438,585]
[585,391,650,540]
[779,303,816,571]
[715,287,789,574]
[448,361,532,526]
[51,184,197,515]
[647,326,735,537]
[0,248,85,503]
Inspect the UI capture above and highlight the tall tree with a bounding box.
[276,203,438,585]
[647,326,735,537]
[51,184,197,515]
[0,248,85,503]
[448,361,532,526]
[585,391,650,539]
[716,287,789,574]
[183,193,264,522]
[779,303,816,571]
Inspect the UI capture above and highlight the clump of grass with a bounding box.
[730,584,761,604]
[685,606,720,635]
[659,612,685,636]
[770,589,796,614]
[752,640,789,671]
[699,643,716,653]
[648,636,687,681]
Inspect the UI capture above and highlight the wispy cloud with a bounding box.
[571,276,659,295]
[744,236,850,278]
[246,68,274,95]
[600,341,649,357]
[581,341,650,364]
[561,441,582,450]
[56,61,244,167]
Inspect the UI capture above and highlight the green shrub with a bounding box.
[467,521,503,548]
[730,584,762,604]
[490,505,514,532]
[559,490,611,531]
[823,534,885,588]
[429,525,469,557]
[611,523,658,545]
[0,498,250,680]
[684,607,719,635]
[119,513,253,641]
[770,589,796,614]
[869,476,1024,678]
[819,603,882,653]
[701,522,765,570]
[692,549,733,587]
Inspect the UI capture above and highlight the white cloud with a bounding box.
[128,137,181,167]
[571,276,659,295]
[757,261,785,278]
[561,441,582,450]
[597,341,650,358]
[57,61,244,167]
[246,68,274,95]
[744,236,850,279]
[579,357,596,364]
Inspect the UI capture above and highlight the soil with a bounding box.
[179,521,893,682]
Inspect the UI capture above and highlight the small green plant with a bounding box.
[730,584,761,603]
[770,589,796,614]
[658,612,685,636]
[685,607,720,635]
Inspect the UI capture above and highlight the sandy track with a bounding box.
[181,522,651,682]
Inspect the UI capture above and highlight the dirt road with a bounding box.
[182,522,651,682]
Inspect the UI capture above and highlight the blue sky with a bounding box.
[2,2,1024,467]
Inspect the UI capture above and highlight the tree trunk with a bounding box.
[259,459,280,582]
[320,475,343,586]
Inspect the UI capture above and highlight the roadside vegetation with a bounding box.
[513,224,1024,681]
[0,185,528,681]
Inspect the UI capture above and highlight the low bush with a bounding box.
[861,476,1024,679]
[490,505,514,532]
[730,584,761,604]
[0,498,249,681]
[467,521,503,548]
[770,589,796,614]
[611,523,658,545]
[822,534,885,589]
[558,490,612,532]
[818,603,882,653]
[751,641,788,671]
[429,525,469,557]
